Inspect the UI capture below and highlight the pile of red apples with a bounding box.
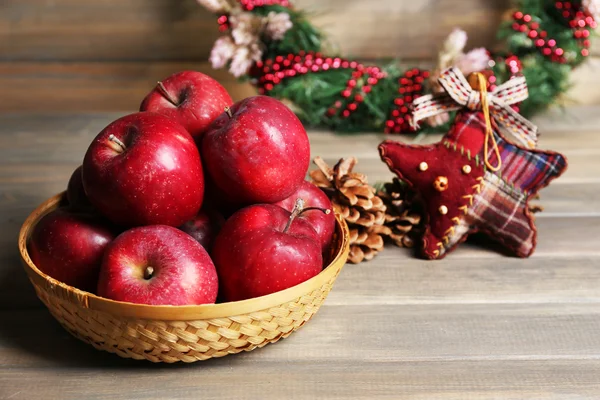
[28,71,336,305]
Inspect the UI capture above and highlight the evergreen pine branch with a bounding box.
[237,0,593,132]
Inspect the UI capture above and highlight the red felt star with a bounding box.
[379,110,567,259]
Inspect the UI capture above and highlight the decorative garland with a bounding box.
[198,0,597,133]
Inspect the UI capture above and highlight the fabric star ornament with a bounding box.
[379,68,567,259]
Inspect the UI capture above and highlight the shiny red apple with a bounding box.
[202,96,310,205]
[82,112,204,227]
[28,208,116,292]
[201,171,243,218]
[140,71,233,140]
[212,201,323,302]
[274,181,335,253]
[66,165,93,211]
[97,225,218,305]
[179,208,225,252]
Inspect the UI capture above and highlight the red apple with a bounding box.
[97,225,218,305]
[179,208,225,252]
[82,112,204,227]
[212,200,324,302]
[66,165,93,211]
[201,172,241,218]
[274,181,335,252]
[28,208,116,292]
[139,71,233,140]
[202,96,310,205]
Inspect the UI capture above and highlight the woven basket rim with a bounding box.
[19,192,350,320]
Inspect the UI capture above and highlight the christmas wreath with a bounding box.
[197,0,597,134]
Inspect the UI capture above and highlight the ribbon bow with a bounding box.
[411,68,538,153]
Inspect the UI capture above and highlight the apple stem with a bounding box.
[224,106,233,118]
[299,207,332,217]
[282,198,331,233]
[144,266,154,280]
[108,134,127,153]
[156,81,180,106]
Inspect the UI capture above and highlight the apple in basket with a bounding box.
[82,112,204,228]
[179,208,225,252]
[140,70,233,140]
[28,208,117,292]
[202,95,310,205]
[274,181,336,253]
[66,165,93,211]
[212,199,329,302]
[97,225,218,305]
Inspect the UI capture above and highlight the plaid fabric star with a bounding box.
[379,110,567,259]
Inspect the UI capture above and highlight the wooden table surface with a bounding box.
[1,108,599,399]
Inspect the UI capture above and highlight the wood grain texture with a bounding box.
[2,58,600,112]
[2,217,599,311]
[0,112,599,398]
[0,0,217,62]
[0,58,600,112]
[2,357,600,399]
[2,0,600,113]
[3,303,600,364]
[0,0,551,62]
[0,62,257,113]
[2,0,599,62]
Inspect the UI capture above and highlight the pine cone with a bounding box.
[377,178,424,248]
[310,156,386,264]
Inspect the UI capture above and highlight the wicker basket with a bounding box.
[19,193,350,363]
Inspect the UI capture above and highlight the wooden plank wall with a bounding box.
[1,0,599,112]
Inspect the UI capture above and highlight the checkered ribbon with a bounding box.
[411,67,538,149]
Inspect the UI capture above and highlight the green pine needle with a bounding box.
[247,0,591,132]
